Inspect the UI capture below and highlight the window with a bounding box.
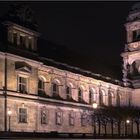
[41,108,48,124]
[116,91,120,106]
[133,29,140,41]
[138,66,140,74]
[20,35,26,47]
[89,90,93,104]
[108,92,112,106]
[69,112,75,126]
[13,32,17,45]
[8,31,12,42]
[81,114,87,126]
[18,76,27,93]
[52,83,59,96]
[38,78,45,93]
[99,89,104,106]
[78,88,83,102]
[56,111,63,125]
[28,38,32,50]
[66,86,72,99]
[19,108,27,123]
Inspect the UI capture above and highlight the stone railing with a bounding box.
[128,41,140,51]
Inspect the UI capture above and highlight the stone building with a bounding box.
[0,3,139,135]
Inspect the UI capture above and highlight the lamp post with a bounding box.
[125,119,130,136]
[7,110,12,132]
[92,102,98,137]
[126,119,130,124]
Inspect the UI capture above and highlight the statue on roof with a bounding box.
[2,4,38,31]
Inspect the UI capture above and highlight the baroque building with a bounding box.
[0,3,139,135]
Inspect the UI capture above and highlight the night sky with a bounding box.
[0,1,137,79]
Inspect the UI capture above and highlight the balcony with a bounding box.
[127,40,140,51]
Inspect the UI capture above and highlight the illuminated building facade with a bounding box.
[0,3,139,135]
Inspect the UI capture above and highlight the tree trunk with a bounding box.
[111,120,114,137]
[98,119,101,136]
[136,122,139,136]
[104,123,107,136]
[131,120,133,136]
[118,121,121,136]
[125,122,127,136]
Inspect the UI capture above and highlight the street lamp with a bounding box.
[125,119,130,136]
[92,102,98,137]
[7,110,12,132]
[126,119,130,124]
[92,102,98,109]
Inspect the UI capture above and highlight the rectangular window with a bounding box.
[13,33,17,45]
[133,29,140,42]
[81,114,87,126]
[41,109,47,124]
[38,79,45,91]
[18,76,27,93]
[28,38,32,50]
[56,111,63,125]
[20,35,26,47]
[19,108,27,123]
[69,112,75,126]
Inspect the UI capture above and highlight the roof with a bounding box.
[0,4,124,86]
[0,35,124,86]
[38,37,123,82]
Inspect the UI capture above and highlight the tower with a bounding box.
[122,3,140,88]
[1,4,40,52]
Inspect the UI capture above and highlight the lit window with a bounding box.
[69,112,75,126]
[66,86,72,99]
[81,114,87,126]
[41,108,48,124]
[19,108,27,123]
[52,83,59,96]
[18,76,27,94]
[78,88,83,102]
[56,111,63,125]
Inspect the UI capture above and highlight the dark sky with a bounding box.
[0,1,137,67]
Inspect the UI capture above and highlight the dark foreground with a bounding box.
[1,132,140,139]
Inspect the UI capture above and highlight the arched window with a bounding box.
[89,90,93,104]
[89,88,96,104]
[99,90,103,106]
[78,88,83,102]
[52,83,59,97]
[108,92,112,106]
[38,76,45,93]
[116,90,120,106]
[66,86,72,99]
[99,89,106,106]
